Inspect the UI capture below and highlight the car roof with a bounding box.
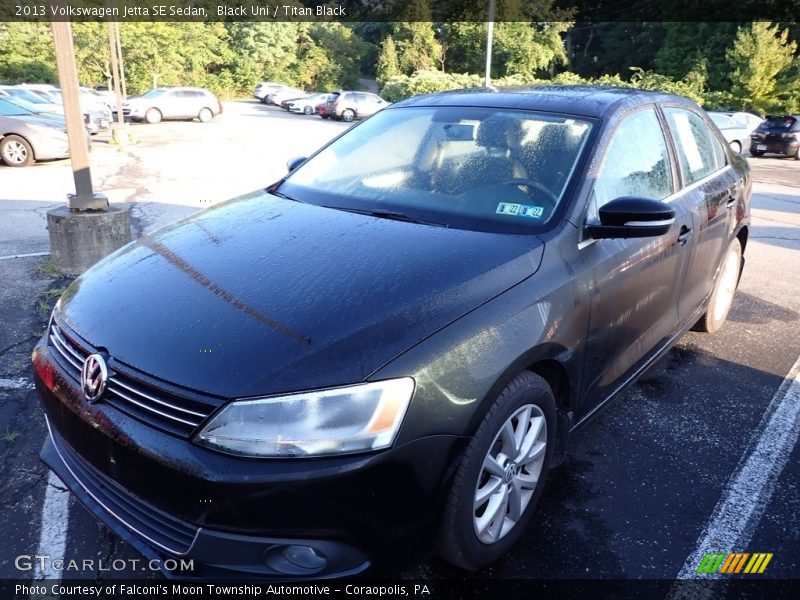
[391,85,696,118]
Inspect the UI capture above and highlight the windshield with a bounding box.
[281,106,594,233]
[4,88,49,104]
[141,89,166,98]
[0,97,34,116]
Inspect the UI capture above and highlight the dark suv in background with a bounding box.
[750,114,800,158]
[324,91,389,122]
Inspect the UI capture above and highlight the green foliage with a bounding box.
[380,70,483,102]
[376,36,401,87]
[655,23,738,90]
[726,22,799,113]
[0,23,56,83]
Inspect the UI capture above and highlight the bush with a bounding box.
[381,70,483,102]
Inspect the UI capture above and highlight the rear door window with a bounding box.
[664,108,726,186]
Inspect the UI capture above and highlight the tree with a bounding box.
[655,23,738,90]
[376,36,401,87]
[390,0,441,74]
[0,23,56,83]
[727,22,798,113]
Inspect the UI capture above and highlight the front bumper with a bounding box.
[32,336,461,577]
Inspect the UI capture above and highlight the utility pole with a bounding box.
[114,21,126,99]
[107,18,129,144]
[484,0,496,87]
[51,20,106,210]
[47,16,131,275]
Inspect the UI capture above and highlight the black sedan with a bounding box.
[33,86,750,578]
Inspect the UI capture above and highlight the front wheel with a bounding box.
[144,108,162,124]
[0,134,34,167]
[438,371,555,570]
[693,238,742,333]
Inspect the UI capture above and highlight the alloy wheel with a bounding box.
[473,404,547,544]
[3,140,28,164]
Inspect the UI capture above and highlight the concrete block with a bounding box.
[47,204,132,275]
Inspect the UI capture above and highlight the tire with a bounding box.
[729,140,742,154]
[341,109,355,123]
[693,238,742,333]
[144,108,162,124]
[0,134,34,167]
[198,108,213,123]
[438,371,556,570]
[320,114,329,119]
[303,105,313,115]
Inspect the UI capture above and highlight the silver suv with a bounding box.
[325,91,389,122]
[122,87,222,124]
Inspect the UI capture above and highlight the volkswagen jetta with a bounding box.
[33,86,750,578]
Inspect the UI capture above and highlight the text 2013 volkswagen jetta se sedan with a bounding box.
[33,86,750,578]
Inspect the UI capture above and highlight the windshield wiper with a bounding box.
[267,187,304,203]
[326,206,448,228]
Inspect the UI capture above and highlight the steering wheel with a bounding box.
[495,178,559,207]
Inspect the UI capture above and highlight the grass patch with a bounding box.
[36,257,60,277]
[2,426,19,443]
[36,286,67,317]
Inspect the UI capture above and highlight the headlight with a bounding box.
[781,132,797,140]
[195,378,415,458]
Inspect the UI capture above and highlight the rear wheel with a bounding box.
[144,108,162,124]
[198,108,213,123]
[341,109,355,123]
[694,238,742,333]
[0,135,34,167]
[438,371,555,570]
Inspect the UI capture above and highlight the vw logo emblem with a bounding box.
[81,354,108,403]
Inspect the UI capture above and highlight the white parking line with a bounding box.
[33,471,70,580]
[675,354,800,580]
[0,377,35,390]
[0,251,50,261]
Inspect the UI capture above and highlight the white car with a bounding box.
[253,82,285,101]
[122,87,222,124]
[708,112,751,154]
[266,87,305,106]
[287,93,330,115]
[721,111,764,134]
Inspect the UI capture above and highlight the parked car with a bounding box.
[41,89,111,134]
[266,87,305,107]
[121,87,222,124]
[316,101,331,119]
[253,81,285,101]
[93,86,117,106]
[0,97,70,166]
[288,93,330,115]
[34,86,750,577]
[749,114,800,159]
[0,85,64,115]
[325,91,389,122]
[720,111,764,133]
[279,93,310,110]
[708,112,751,153]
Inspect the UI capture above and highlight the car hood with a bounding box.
[57,191,544,399]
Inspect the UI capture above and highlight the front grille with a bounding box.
[48,318,220,437]
[122,108,131,116]
[50,424,198,555]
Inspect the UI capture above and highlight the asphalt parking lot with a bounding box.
[1,101,799,583]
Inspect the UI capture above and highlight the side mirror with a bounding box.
[286,156,307,173]
[585,196,675,239]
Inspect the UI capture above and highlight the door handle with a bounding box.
[678,226,693,246]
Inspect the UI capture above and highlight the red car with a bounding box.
[317,102,330,119]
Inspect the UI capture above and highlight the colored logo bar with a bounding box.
[696,552,773,574]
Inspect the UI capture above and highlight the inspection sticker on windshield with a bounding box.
[496,203,544,219]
